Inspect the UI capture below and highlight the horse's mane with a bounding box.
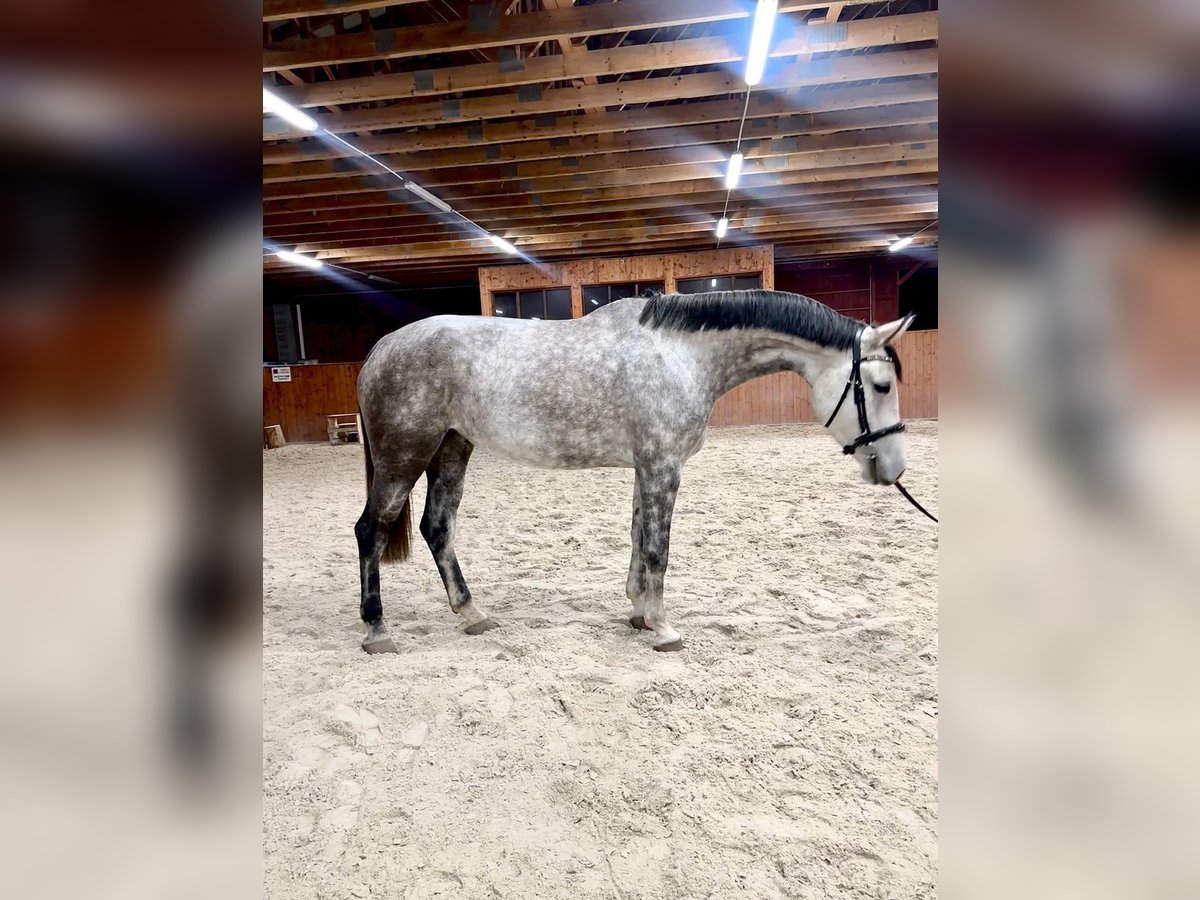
[638,289,863,351]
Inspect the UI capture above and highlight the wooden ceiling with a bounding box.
[263,1,938,288]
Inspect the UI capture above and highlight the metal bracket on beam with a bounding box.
[549,136,570,148]
[467,125,485,142]
[441,99,462,119]
[373,31,398,54]
[413,70,435,92]
[485,144,503,160]
[534,113,556,128]
[467,3,499,34]
[805,22,848,45]
[517,84,543,103]
[502,163,519,178]
[560,157,579,168]
[498,47,525,73]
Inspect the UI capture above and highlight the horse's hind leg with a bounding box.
[355,444,438,653]
[420,430,496,635]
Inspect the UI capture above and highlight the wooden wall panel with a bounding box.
[263,362,363,443]
[478,244,774,316]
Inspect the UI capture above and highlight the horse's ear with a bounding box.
[863,313,915,350]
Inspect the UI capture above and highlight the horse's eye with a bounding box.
[873,382,891,395]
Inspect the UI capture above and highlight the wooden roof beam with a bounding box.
[264,158,939,216]
[264,101,937,184]
[263,177,939,236]
[268,11,937,108]
[265,214,939,267]
[265,48,937,138]
[264,0,838,72]
[262,2,418,24]
[263,132,939,201]
[264,77,936,164]
[283,197,941,250]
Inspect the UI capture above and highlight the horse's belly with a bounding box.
[459,418,634,469]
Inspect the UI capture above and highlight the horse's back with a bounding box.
[357,300,703,468]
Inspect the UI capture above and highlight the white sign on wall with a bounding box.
[271,367,292,383]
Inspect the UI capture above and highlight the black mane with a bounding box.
[638,289,863,351]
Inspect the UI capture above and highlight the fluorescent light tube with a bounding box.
[744,0,779,87]
[488,234,519,255]
[405,182,453,213]
[274,250,323,270]
[715,217,729,239]
[889,236,915,252]
[725,152,744,189]
[262,88,318,132]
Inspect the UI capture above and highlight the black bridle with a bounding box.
[824,330,938,523]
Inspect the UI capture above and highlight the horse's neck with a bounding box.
[688,330,837,402]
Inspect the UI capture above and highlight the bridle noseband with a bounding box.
[823,332,906,455]
[824,329,938,523]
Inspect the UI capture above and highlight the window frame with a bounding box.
[580,280,665,314]
[675,272,764,294]
[490,286,572,320]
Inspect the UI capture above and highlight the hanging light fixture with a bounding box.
[744,0,779,87]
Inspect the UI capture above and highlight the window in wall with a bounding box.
[676,273,763,294]
[581,280,665,314]
[491,287,572,320]
[898,266,937,330]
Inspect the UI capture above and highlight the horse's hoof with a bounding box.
[464,617,499,636]
[653,638,684,652]
[629,615,651,631]
[362,631,398,654]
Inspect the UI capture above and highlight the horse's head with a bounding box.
[814,315,915,486]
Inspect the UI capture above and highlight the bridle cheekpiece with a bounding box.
[823,329,906,455]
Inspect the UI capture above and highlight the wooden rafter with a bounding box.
[264,137,938,203]
[269,185,939,241]
[264,101,937,183]
[262,1,417,24]
[268,11,937,108]
[264,174,939,232]
[261,0,939,285]
[264,158,940,216]
[264,0,839,71]
[265,48,937,137]
[263,78,938,164]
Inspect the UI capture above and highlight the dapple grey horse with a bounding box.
[355,289,915,653]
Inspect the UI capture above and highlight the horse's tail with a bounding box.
[360,406,412,564]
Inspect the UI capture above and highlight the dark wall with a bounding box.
[263,281,481,363]
[775,254,935,325]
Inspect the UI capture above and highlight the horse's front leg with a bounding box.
[626,472,651,631]
[635,461,683,652]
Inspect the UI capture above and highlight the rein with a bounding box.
[825,330,938,524]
